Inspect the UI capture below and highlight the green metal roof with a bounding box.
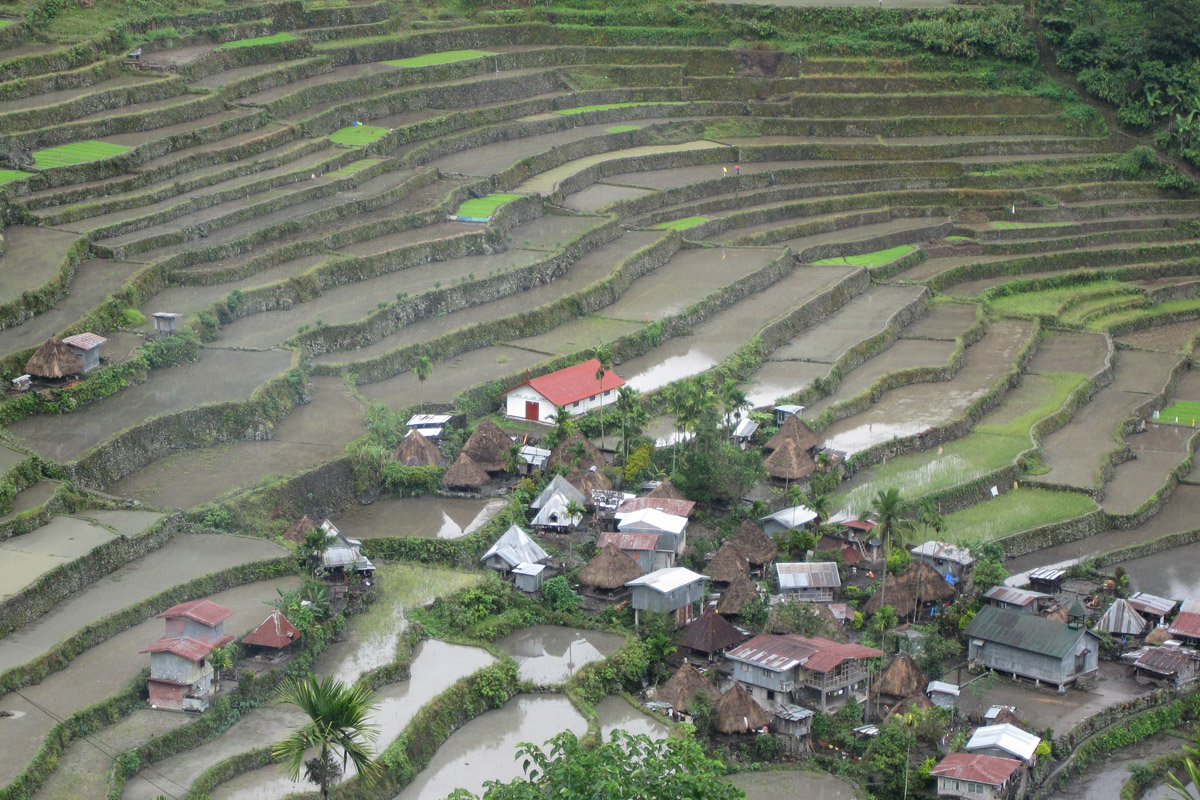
[965,606,1096,659]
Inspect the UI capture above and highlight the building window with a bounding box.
[767,690,775,702]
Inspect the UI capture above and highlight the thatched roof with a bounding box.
[715,682,769,734]
[283,515,316,544]
[1040,604,1070,623]
[654,662,719,711]
[679,607,748,655]
[648,478,686,500]
[765,601,846,641]
[393,429,441,467]
[442,452,490,489]
[989,707,1023,727]
[764,437,816,481]
[548,431,605,473]
[579,543,643,590]
[883,692,933,720]
[462,419,513,472]
[567,465,613,498]
[25,336,83,379]
[729,520,778,566]
[902,561,957,606]
[707,539,749,585]
[873,654,927,699]
[765,415,820,453]
[863,574,908,616]
[1146,627,1173,645]
[717,572,760,616]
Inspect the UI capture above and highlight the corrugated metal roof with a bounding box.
[965,606,1097,659]
[761,505,817,528]
[502,359,625,406]
[598,531,659,552]
[983,586,1047,607]
[511,562,546,576]
[733,418,758,438]
[531,492,582,528]
[772,704,814,721]
[617,508,688,534]
[62,332,107,350]
[158,599,234,626]
[1170,611,1200,640]
[1028,566,1065,583]
[726,633,882,674]
[1135,646,1199,675]
[966,724,1040,761]
[775,561,841,590]
[1097,599,1149,636]
[407,414,452,427]
[1128,592,1177,617]
[911,541,975,565]
[927,681,960,696]
[531,475,586,510]
[616,497,696,517]
[931,753,1023,786]
[626,567,708,594]
[1180,598,1200,615]
[141,634,233,661]
[482,525,549,568]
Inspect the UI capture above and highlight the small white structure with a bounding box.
[926,680,961,709]
[774,405,804,425]
[500,358,625,423]
[316,520,375,578]
[152,312,180,336]
[481,525,549,574]
[62,332,107,373]
[775,562,840,603]
[626,567,709,628]
[965,723,1041,764]
[512,562,546,593]
[731,417,758,449]
[531,492,583,530]
[760,505,817,535]
[515,445,551,475]
[531,475,586,510]
[406,413,452,440]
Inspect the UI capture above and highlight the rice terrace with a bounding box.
[1,0,1200,796]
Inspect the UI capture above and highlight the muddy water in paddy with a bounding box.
[563,182,653,213]
[0,480,59,521]
[361,345,544,409]
[728,770,858,799]
[8,349,293,462]
[1119,320,1200,353]
[393,694,589,800]
[1114,538,1200,598]
[821,319,1034,455]
[496,625,625,684]
[0,226,80,298]
[0,516,118,599]
[804,340,958,417]
[212,640,496,800]
[1055,732,1183,800]
[768,285,925,363]
[901,302,978,340]
[331,496,506,539]
[595,695,671,739]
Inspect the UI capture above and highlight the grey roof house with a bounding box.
[775,562,840,603]
[482,525,549,574]
[965,606,1101,689]
[626,567,708,628]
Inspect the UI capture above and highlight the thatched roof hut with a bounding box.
[715,682,769,734]
[579,543,643,591]
[717,572,760,616]
[393,429,441,467]
[567,465,613,498]
[729,520,778,567]
[679,607,747,656]
[764,438,817,482]
[707,539,749,585]
[903,561,957,607]
[462,419,513,473]
[654,662,719,712]
[548,432,605,473]
[1146,627,1173,645]
[883,692,933,720]
[873,654,927,700]
[765,601,846,641]
[442,452,490,489]
[648,478,686,500]
[25,336,83,380]
[283,515,316,545]
[863,574,909,616]
[765,415,820,453]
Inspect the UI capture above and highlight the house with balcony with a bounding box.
[141,599,234,712]
[725,633,883,712]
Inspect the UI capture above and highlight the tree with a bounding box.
[719,377,749,425]
[871,488,914,613]
[541,576,581,613]
[209,644,235,690]
[446,729,745,800]
[546,405,575,450]
[614,386,648,463]
[414,353,433,409]
[806,492,833,527]
[592,345,614,444]
[971,542,1009,594]
[273,674,381,799]
[865,718,917,799]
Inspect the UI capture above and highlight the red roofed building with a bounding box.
[141,599,234,712]
[598,530,659,573]
[931,753,1023,799]
[725,633,884,712]
[243,609,302,657]
[1170,599,1200,644]
[500,359,625,424]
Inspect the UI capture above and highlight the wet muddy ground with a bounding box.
[8,349,294,462]
[0,480,59,522]
[822,319,1034,455]
[0,533,286,672]
[0,516,118,599]
[1055,732,1184,800]
[901,302,977,339]
[496,625,625,684]
[360,345,544,409]
[392,694,588,800]
[562,182,653,213]
[0,227,81,300]
[769,283,918,363]
[595,695,671,740]
[1028,331,1109,375]
[509,315,644,357]
[1118,321,1200,353]
[728,769,858,799]
[1102,423,1197,514]
[804,339,958,417]
[519,141,727,196]
[330,496,506,539]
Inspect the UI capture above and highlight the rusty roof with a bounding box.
[776,561,841,590]
[62,332,108,350]
[1097,599,1149,636]
[158,599,234,627]
[931,753,1022,786]
[1135,647,1200,675]
[141,634,233,661]
[616,497,696,517]
[726,633,882,674]
[242,609,302,649]
[1170,611,1200,640]
[983,586,1047,607]
[598,531,660,552]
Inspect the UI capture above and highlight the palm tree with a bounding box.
[720,378,749,426]
[871,488,914,615]
[414,353,433,410]
[1168,731,1200,800]
[565,499,586,527]
[548,405,575,449]
[273,674,381,799]
[806,493,833,528]
[614,386,648,464]
[592,345,614,444]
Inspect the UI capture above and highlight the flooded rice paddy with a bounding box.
[728,769,858,799]
[595,695,671,739]
[0,516,119,599]
[496,625,626,684]
[331,496,507,539]
[1054,732,1184,800]
[392,694,588,800]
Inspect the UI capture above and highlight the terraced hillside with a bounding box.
[1,0,1200,798]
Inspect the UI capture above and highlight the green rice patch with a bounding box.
[1058,294,1149,326]
[990,221,1062,229]
[329,125,389,147]
[383,49,495,68]
[944,236,975,241]
[325,158,378,178]
[1086,297,1200,331]
[455,193,522,220]
[557,102,683,115]
[0,19,14,29]
[1157,400,1200,426]
[813,244,914,267]
[32,141,130,169]
[653,216,708,231]
[987,280,1133,318]
[0,169,33,186]
[217,32,299,49]
[940,488,1097,544]
[606,125,641,133]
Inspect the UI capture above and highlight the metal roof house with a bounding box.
[481,525,549,574]
[530,475,586,510]
[617,508,688,570]
[512,562,546,593]
[965,606,1101,689]
[62,332,107,373]
[598,531,658,573]
[1170,599,1200,644]
[530,492,583,531]
[242,609,301,660]
[775,562,841,603]
[141,600,234,712]
[626,567,709,628]
[500,359,625,424]
[931,753,1024,800]
[317,520,375,578]
[1097,598,1150,637]
[910,541,975,581]
[760,505,817,535]
[725,633,884,712]
[982,585,1049,615]
[1128,592,1178,624]
[1129,644,1200,688]
[965,723,1041,764]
